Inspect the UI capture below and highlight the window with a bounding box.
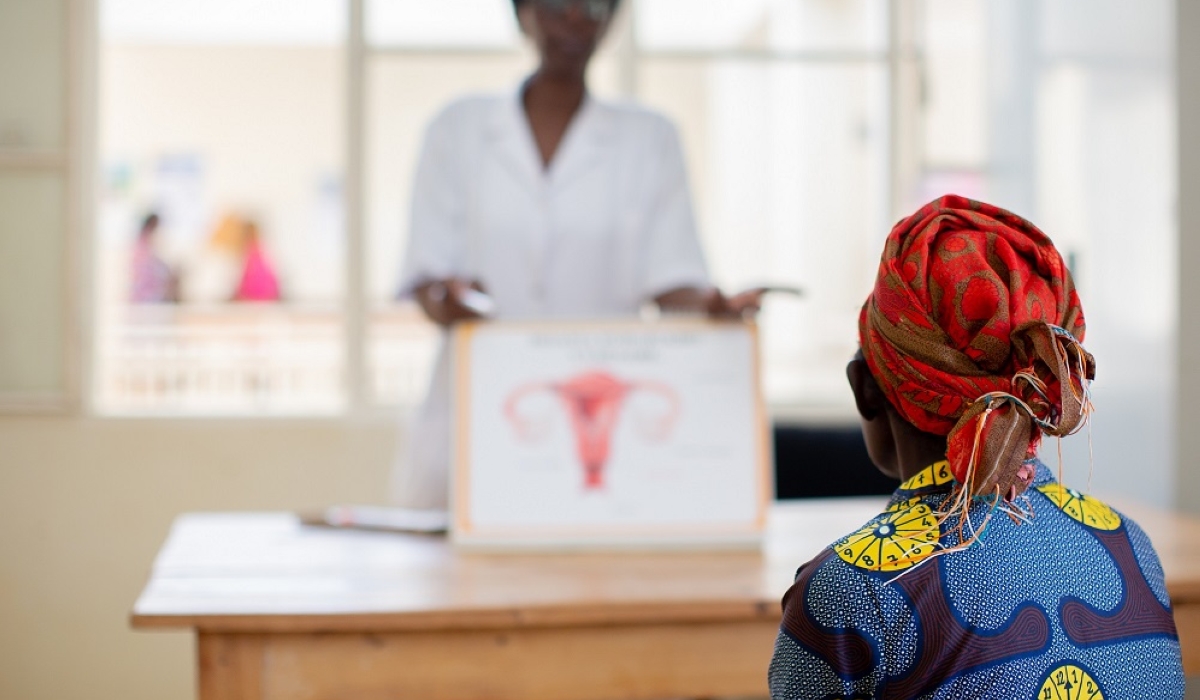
[91,0,1175,425]
[361,0,896,413]
[631,0,892,408]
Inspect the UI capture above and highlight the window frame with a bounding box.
[0,0,83,415]
[79,0,923,420]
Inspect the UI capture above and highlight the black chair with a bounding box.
[773,423,898,499]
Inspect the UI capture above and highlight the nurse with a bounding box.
[392,0,754,509]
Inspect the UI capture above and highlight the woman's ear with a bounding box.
[847,357,885,421]
[847,355,900,478]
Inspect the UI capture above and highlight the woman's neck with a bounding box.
[888,410,949,482]
[524,70,586,117]
[522,71,588,167]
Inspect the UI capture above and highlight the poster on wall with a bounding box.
[450,319,770,549]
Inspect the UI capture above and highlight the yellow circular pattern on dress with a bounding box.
[1037,484,1121,531]
[835,502,940,572]
[899,460,954,492]
[1036,663,1104,699]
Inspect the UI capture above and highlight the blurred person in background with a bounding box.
[391,0,763,509]
[183,213,249,303]
[129,212,180,304]
[232,219,282,302]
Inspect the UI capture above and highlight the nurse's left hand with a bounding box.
[703,287,766,320]
[654,286,764,320]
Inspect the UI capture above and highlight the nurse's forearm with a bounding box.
[414,281,447,325]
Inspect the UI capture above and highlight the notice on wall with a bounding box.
[450,319,769,549]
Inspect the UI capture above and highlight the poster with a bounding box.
[451,319,769,549]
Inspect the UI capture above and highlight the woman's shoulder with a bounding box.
[591,96,681,137]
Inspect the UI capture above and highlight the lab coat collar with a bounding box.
[484,82,615,194]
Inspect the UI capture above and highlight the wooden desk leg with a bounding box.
[198,633,266,700]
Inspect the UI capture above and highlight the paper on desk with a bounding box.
[300,505,449,534]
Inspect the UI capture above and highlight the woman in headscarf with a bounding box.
[769,195,1182,699]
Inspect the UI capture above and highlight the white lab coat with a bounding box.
[390,86,711,509]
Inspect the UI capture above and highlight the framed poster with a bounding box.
[450,319,770,549]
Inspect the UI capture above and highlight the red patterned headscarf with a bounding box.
[859,195,1095,500]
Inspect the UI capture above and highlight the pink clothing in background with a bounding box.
[234,241,281,302]
[130,238,174,303]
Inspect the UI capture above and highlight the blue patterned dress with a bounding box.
[769,460,1183,699]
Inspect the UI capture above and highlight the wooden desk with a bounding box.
[131,499,1200,700]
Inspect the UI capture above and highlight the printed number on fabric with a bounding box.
[835,500,940,572]
[1036,485,1121,531]
[898,460,955,493]
[1036,662,1105,699]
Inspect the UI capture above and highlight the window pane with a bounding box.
[366,0,519,49]
[0,0,66,151]
[1034,0,1174,337]
[640,59,889,407]
[919,0,986,172]
[0,173,65,395]
[1032,0,1174,505]
[96,0,346,415]
[1038,0,1170,62]
[635,0,887,52]
[101,0,345,45]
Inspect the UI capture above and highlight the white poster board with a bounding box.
[450,320,770,549]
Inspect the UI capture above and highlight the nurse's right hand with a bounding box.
[415,278,489,327]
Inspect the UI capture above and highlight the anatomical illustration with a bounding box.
[503,370,680,490]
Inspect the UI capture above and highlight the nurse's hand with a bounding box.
[654,287,764,320]
[415,278,489,327]
[709,288,766,319]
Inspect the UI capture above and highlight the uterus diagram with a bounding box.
[503,370,681,490]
